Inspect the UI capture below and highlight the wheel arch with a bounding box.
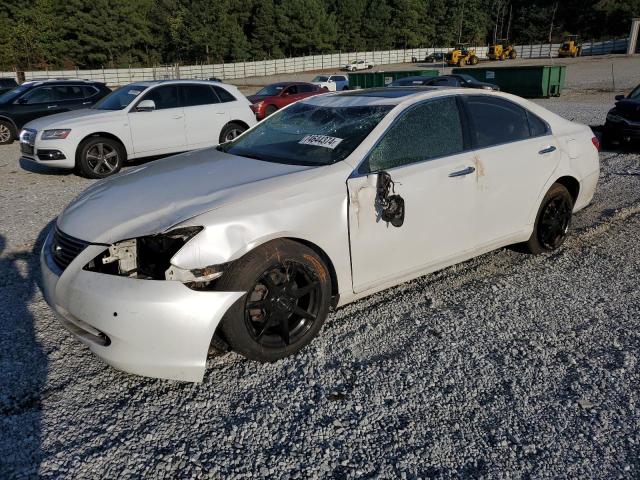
[0,115,17,130]
[554,175,580,204]
[225,119,251,131]
[285,236,340,304]
[76,132,128,164]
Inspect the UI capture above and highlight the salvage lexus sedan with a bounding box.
[41,87,600,382]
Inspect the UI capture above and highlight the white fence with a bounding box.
[0,38,628,87]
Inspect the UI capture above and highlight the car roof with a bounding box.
[126,79,227,87]
[21,78,106,87]
[303,87,459,107]
[391,76,433,82]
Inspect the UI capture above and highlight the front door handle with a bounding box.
[171,115,183,119]
[448,166,476,177]
[82,101,92,105]
[538,145,557,154]
[47,105,58,109]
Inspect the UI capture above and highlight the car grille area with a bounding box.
[51,227,90,271]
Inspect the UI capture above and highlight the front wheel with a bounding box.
[217,239,332,362]
[524,183,574,254]
[470,55,479,65]
[77,136,124,179]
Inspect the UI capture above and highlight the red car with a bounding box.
[248,82,327,120]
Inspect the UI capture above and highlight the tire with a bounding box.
[458,58,466,67]
[499,53,506,61]
[509,50,517,59]
[0,120,16,145]
[217,239,332,362]
[524,183,574,254]
[77,136,125,179]
[219,122,247,143]
[264,105,278,118]
[470,55,479,65]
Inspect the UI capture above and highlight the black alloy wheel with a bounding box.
[537,194,572,250]
[244,261,322,348]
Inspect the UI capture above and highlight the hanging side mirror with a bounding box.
[375,171,405,227]
[615,94,625,101]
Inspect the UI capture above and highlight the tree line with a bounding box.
[0,0,637,70]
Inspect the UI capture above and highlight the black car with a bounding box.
[603,84,640,147]
[0,79,111,144]
[411,52,446,63]
[0,78,18,95]
[388,74,499,91]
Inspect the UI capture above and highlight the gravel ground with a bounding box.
[1,57,640,478]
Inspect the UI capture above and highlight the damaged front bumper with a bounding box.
[40,229,244,382]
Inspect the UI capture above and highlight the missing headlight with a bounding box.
[84,226,205,281]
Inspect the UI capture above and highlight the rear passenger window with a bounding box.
[213,86,235,102]
[298,84,313,93]
[464,96,530,148]
[82,86,98,98]
[527,111,549,137]
[182,84,219,106]
[363,97,464,173]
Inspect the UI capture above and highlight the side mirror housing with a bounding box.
[136,99,156,112]
[615,94,625,101]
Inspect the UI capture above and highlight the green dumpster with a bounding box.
[451,65,566,98]
[348,70,439,89]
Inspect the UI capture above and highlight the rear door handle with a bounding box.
[47,105,58,109]
[216,112,226,115]
[538,145,556,154]
[449,166,476,177]
[171,115,183,119]
[82,101,92,105]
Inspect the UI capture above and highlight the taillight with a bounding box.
[592,136,600,151]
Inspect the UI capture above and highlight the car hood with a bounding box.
[57,148,315,244]
[247,95,271,104]
[24,108,122,130]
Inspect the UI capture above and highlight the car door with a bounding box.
[11,86,65,126]
[54,85,95,112]
[127,85,186,155]
[331,76,348,91]
[297,84,318,99]
[180,83,226,148]
[461,95,561,245]
[346,96,478,293]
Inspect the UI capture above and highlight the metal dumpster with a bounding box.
[348,70,439,89]
[451,65,567,98]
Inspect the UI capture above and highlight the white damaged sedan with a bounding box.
[41,87,600,382]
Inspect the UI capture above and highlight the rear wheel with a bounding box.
[77,136,124,179]
[0,120,16,144]
[219,122,247,143]
[499,53,507,61]
[217,239,332,362]
[509,50,517,59]
[470,55,479,65]
[458,58,466,67]
[524,183,574,254]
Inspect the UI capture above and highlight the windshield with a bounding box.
[456,74,476,83]
[219,102,393,166]
[254,84,285,96]
[92,85,148,110]
[629,85,640,99]
[312,76,328,82]
[0,84,30,103]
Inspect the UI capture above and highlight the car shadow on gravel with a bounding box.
[0,225,52,478]
[19,157,73,176]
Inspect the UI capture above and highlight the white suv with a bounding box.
[19,80,256,178]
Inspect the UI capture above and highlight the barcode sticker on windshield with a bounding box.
[299,135,343,149]
[128,90,142,96]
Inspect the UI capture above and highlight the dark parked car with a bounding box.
[0,78,18,95]
[0,79,111,144]
[411,52,446,63]
[603,84,640,147]
[388,74,499,91]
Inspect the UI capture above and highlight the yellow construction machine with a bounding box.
[487,40,517,60]
[446,44,479,67]
[558,35,582,57]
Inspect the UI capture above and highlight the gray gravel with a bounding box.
[1,57,640,479]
